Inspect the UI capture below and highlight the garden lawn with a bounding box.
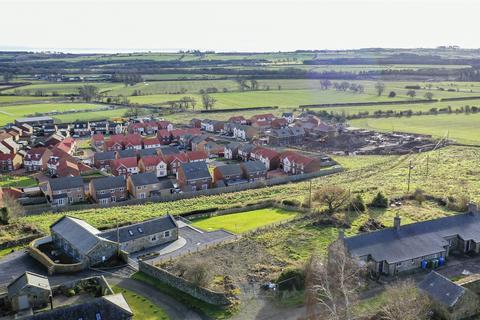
[0,175,37,188]
[350,113,480,145]
[190,208,298,234]
[112,286,170,320]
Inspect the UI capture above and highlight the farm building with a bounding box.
[344,204,480,276]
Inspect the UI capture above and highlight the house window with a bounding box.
[139,193,146,199]
[164,230,171,238]
[137,186,142,190]
[151,235,157,242]
[100,198,108,205]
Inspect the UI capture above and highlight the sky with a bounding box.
[1,0,479,53]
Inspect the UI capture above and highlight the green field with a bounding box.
[53,108,131,123]
[0,95,62,104]
[351,113,480,144]
[0,103,108,125]
[113,286,170,320]
[3,82,125,95]
[191,208,298,233]
[0,176,37,188]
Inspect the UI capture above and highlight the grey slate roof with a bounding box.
[129,172,159,186]
[99,215,178,243]
[138,148,158,157]
[48,176,84,191]
[225,142,241,150]
[117,149,137,158]
[418,271,465,307]
[241,160,267,173]
[180,161,211,181]
[22,294,132,320]
[216,164,242,177]
[7,272,51,298]
[238,143,255,153]
[160,146,180,155]
[91,176,126,191]
[94,151,116,161]
[344,213,480,264]
[158,179,174,190]
[51,216,102,256]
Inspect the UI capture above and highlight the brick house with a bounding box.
[267,127,306,146]
[127,173,161,199]
[176,162,212,192]
[91,134,105,151]
[24,147,53,172]
[157,120,174,131]
[89,175,127,205]
[105,139,123,152]
[224,142,241,160]
[158,129,172,145]
[46,176,85,206]
[190,118,202,128]
[0,153,22,172]
[111,157,138,176]
[228,115,247,124]
[240,160,268,181]
[237,143,256,161]
[127,123,146,135]
[204,141,223,157]
[279,151,321,175]
[232,124,258,141]
[250,113,275,123]
[271,118,288,129]
[170,128,201,143]
[165,153,188,174]
[124,134,143,150]
[186,150,208,162]
[250,147,280,170]
[213,164,246,186]
[93,151,116,170]
[143,137,161,149]
[55,137,76,155]
[138,155,168,177]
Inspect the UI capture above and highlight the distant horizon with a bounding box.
[0,45,478,55]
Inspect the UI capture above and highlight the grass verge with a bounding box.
[112,285,170,320]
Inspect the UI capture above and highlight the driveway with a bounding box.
[130,223,236,266]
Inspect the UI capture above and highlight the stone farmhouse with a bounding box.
[7,272,52,312]
[344,204,480,276]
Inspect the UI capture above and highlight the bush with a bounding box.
[446,194,469,212]
[184,261,212,288]
[282,199,301,207]
[349,194,366,212]
[369,192,388,208]
[277,267,305,291]
[66,289,76,297]
[413,188,426,205]
[388,91,396,98]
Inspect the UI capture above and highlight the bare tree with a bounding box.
[320,79,332,90]
[1,193,25,224]
[201,94,216,110]
[314,186,350,214]
[377,280,430,320]
[375,82,386,96]
[305,240,365,320]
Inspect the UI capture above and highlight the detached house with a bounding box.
[279,151,321,175]
[124,134,143,150]
[127,173,161,199]
[224,142,241,160]
[158,129,172,145]
[165,153,188,174]
[204,141,223,157]
[240,160,267,181]
[112,157,138,176]
[46,176,85,206]
[213,164,246,186]
[157,120,173,131]
[138,155,168,177]
[143,137,161,149]
[105,139,123,152]
[250,147,280,170]
[127,123,146,135]
[93,151,116,170]
[186,150,208,163]
[232,124,258,141]
[72,121,90,137]
[55,137,76,155]
[267,127,306,146]
[177,162,212,192]
[201,120,225,133]
[271,118,288,129]
[237,143,256,161]
[0,153,22,172]
[24,147,53,172]
[228,115,247,124]
[89,175,127,205]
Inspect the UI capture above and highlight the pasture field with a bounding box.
[190,208,298,233]
[0,95,60,105]
[0,103,106,125]
[52,108,131,123]
[113,286,170,320]
[3,82,124,95]
[350,113,480,144]
[20,146,480,235]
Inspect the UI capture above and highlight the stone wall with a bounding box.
[139,261,231,306]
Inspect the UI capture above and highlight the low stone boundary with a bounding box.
[139,261,231,306]
[28,236,88,275]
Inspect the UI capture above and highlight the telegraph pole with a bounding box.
[407,160,413,192]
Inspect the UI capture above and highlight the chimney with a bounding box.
[394,213,401,231]
[468,202,478,216]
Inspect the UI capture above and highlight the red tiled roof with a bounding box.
[157,121,172,129]
[158,129,171,137]
[165,152,188,164]
[141,155,165,166]
[109,134,126,143]
[171,128,201,136]
[55,137,75,153]
[26,147,48,160]
[0,153,14,161]
[280,151,316,166]
[124,134,142,145]
[105,140,122,149]
[92,134,104,141]
[112,157,138,169]
[251,114,275,121]
[186,151,208,161]
[252,147,279,160]
[228,116,246,123]
[143,137,160,145]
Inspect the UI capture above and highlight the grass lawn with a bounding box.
[0,175,37,188]
[112,286,170,320]
[190,208,298,233]
[0,103,106,126]
[0,246,23,258]
[350,113,480,145]
[131,272,234,319]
